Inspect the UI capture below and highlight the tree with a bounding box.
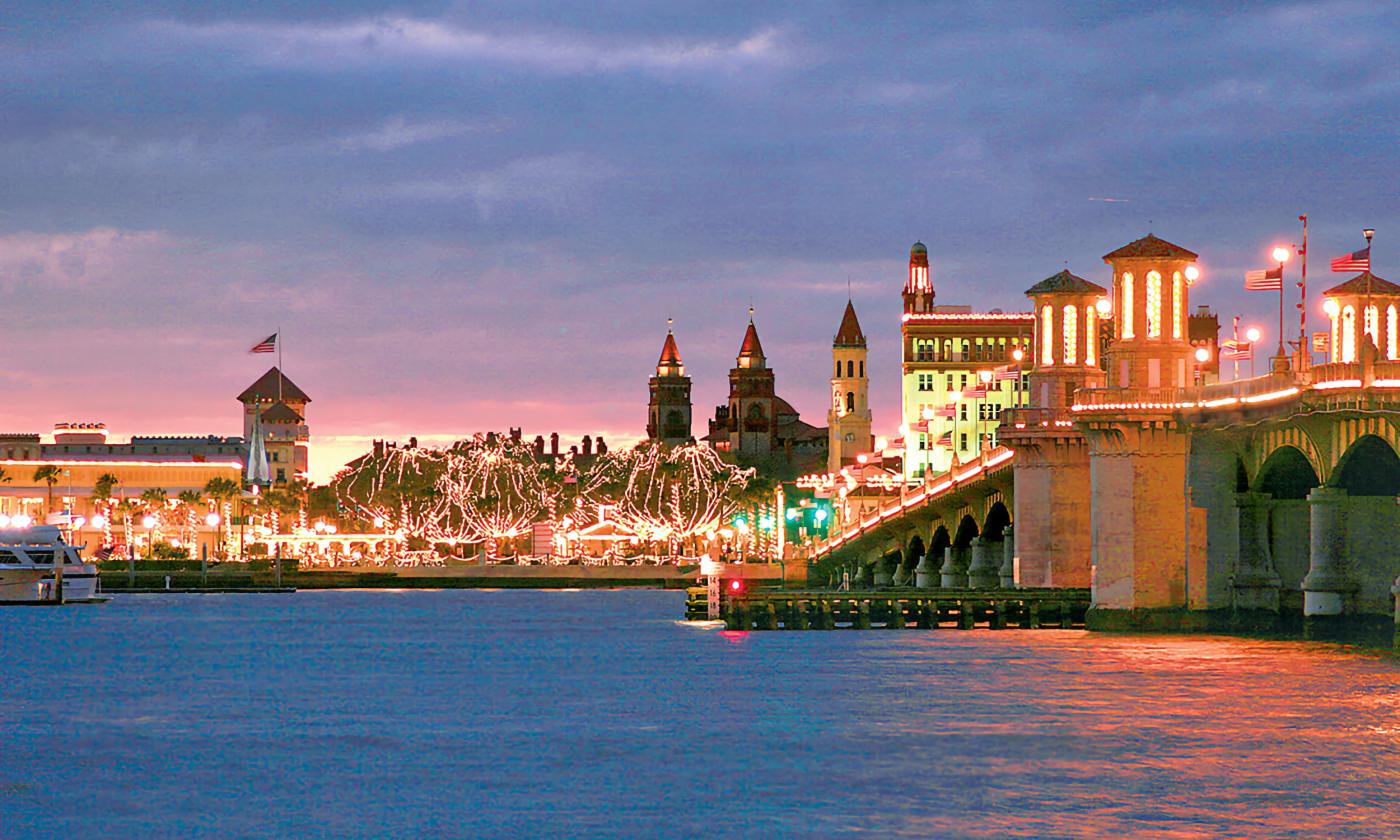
[32,465,62,518]
[176,490,203,554]
[91,473,120,547]
[332,445,461,543]
[436,435,558,550]
[139,487,168,543]
[203,477,242,559]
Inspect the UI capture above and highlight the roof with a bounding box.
[911,241,927,254]
[774,397,799,419]
[1025,269,1107,297]
[238,367,311,403]
[834,300,866,346]
[657,331,683,366]
[259,402,304,424]
[738,321,765,361]
[1102,234,1198,262]
[1322,271,1400,297]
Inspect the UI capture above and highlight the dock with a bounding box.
[688,587,1092,630]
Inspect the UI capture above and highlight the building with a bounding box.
[828,301,873,472]
[1320,271,1400,364]
[705,313,827,475]
[237,367,311,483]
[900,242,1034,481]
[646,324,693,445]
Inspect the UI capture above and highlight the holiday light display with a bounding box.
[437,435,558,547]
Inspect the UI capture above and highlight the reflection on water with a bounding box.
[3,590,1400,838]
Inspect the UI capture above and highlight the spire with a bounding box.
[834,300,866,347]
[656,321,684,376]
[738,319,766,368]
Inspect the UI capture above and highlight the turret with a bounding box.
[1321,272,1400,364]
[1101,234,1200,390]
[1024,270,1110,410]
[902,242,933,314]
[646,321,692,445]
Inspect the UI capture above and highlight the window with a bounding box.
[960,374,969,389]
[1121,272,1135,339]
[1041,305,1054,365]
[835,360,841,377]
[847,360,855,378]
[1062,304,1078,365]
[959,433,968,451]
[859,361,864,377]
[1146,270,1162,338]
[1172,272,1184,339]
[945,373,953,390]
[1342,305,1356,363]
[1389,305,1398,360]
[1085,306,1097,367]
[959,403,968,421]
[277,468,286,482]
[845,392,855,412]
[1365,305,1379,345]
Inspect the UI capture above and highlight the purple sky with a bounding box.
[3,2,1396,481]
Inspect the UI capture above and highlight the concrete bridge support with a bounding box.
[1234,491,1281,611]
[1302,486,1352,616]
[999,526,1015,588]
[1007,440,1093,588]
[940,546,969,588]
[967,537,999,589]
[915,551,939,588]
[872,553,895,587]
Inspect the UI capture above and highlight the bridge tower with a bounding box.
[1083,235,1204,619]
[1002,270,1110,587]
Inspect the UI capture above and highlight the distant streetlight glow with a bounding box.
[1194,347,1210,363]
[1246,327,1262,342]
[1272,246,1291,264]
[1322,299,1340,317]
[1095,298,1112,315]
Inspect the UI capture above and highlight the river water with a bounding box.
[3,589,1400,838]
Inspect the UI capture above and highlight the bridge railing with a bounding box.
[1309,361,1363,387]
[1073,372,1302,412]
[1000,407,1075,429]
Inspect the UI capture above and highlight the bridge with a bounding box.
[810,235,1400,629]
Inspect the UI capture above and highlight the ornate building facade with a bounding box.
[238,367,311,483]
[646,325,693,445]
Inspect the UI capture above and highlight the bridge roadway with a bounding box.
[809,357,1400,626]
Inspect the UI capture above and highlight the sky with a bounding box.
[2,1,1397,483]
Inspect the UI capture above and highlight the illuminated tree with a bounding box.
[331,444,463,543]
[437,435,559,549]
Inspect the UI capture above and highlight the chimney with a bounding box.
[408,436,418,449]
[550,432,559,455]
[510,427,522,441]
[533,435,545,455]
[582,435,593,456]
[596,436,607,455]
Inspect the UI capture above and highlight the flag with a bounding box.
[962,387,987,399]
[1220,339,1253,361]
[1244,267,1283,291]
[1311,331,1330,353]
[934,406,955,418]
[935,432,952,447]
[1330,246,1370,273]
[995,365,1021,381]
[249,333,278,354]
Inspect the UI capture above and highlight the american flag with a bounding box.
[995,365,1021,381]
[934,405,955,418]
[1330,246,1370,273]
[249,333,278,354]
[962,386,988,399]
[1220,339,1253,361]
[935,432,952,447]
[1244,267,1283,291]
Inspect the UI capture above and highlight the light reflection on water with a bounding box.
[3,590,1400,838]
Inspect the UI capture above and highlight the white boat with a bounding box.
[0,525,104,604]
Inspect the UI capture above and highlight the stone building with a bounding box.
[646,325,693,445]
[237,367,311,483]
[828,301,873,473]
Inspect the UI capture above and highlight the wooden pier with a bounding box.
[687,588,1091,630]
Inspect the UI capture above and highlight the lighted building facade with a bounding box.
[900,242,1034,481]
[238,367,311,483]
[1321,272,1400,364]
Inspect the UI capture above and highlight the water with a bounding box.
[4,590,1400,838]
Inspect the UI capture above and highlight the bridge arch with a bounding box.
[1255,445,1320,500]
[929,524,951,562]
[1249,425,1325,487]
[1332,434,1400,496]
[982,501,1011,540]
[953,514,979,549]
[903,534,926,575]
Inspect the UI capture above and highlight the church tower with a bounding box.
[646,322,692,445]
[727,312,777,456]
[902,242,934,314]
[828,301,872,472]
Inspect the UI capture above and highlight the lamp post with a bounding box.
[1272,246,1292,364]
[1246,327,1262,378]
[1363,228,1376,346]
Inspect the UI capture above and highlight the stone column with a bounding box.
[1233,491,1281,612]
[1302,486,1351,616]
[1391,576,1400,627]
[967,537,999,589]
[892,555,911,586]
[915,549,939,588]
[940,545,969,588]
[999,526,1016,588]
[872,555,894,587]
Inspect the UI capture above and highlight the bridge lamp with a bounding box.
[1194,346,1211,363]
[1095,298,1112,316]
[814,509,829,524]
[1272,246,1292,264]
[1246,327,1262,343]
[1184,265,1200,284]
[1322,299,1340,318]
[0,514,10,527]
[12,513,31,528]
[205,512,220,528]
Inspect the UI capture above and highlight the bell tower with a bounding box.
[902,242,933,314]
[647,321,692,445]
[828,300,872,472]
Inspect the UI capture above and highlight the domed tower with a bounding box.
[647,322,692,445]
[828,300,872,472]
[1025,269,1110,410]
[902,242,933,314]
[1102,234,1200,389]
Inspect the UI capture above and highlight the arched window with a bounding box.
[1388,305,1398,360]
[1365,305,1379,346]
[1331,308,1341,363]
[1085,306,1098,367]
[859,360,864,377]
[1121,273,1135,339]
[1040,305,1054,366]
[845,392,855,412]
[1342,305,1357,363]
[847,360,854,378]
[1146,270,1162,338]
[1062,304,1078,365]
[1171,272,1183,339]
[835,360,841,378]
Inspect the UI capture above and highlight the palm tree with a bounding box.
[177,490,203,555]
[92,473,119,546]
[204,477,241,559]
[140,487,168,545]
[33,465,62,519]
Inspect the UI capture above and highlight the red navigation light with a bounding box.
[729,579,743,593]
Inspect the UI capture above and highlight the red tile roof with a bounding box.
[1102,234,1198,262]
[657,331,683,366]
[259,402,304,423]
[738,321,765,360]
[834,300,866,346]
[238,367,310,403]
[1025,269,1107,296]
[1322,271,1400,297]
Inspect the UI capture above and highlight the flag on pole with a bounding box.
[995,365,1020,381]
[1330,247,1370,273]
[962,386,987,399]
[935,432,952,447]
[249,333,278,354]
[1220,339,1253,361]
[1311,331,1330,353]
[934,406,955,418]
[1244,267,1283,291]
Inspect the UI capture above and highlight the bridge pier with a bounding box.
[940,545,970,588]
[914,551,939,588]
[967,537,1000,589]
[999,527,1016,588]
[1302,486,1353,616]
[1233,491,1281,611]
[872,554,895,587]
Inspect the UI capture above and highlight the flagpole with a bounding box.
[1363,228,1375,347]
[1232,316,1240,381]
[277,326,283,403]
[1298,214,1308,369]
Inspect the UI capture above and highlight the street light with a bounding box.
[1184,265,1200,284]
[1246,327,1262,377]
[1270,246,1292,359]
[1095,298,1112,316]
